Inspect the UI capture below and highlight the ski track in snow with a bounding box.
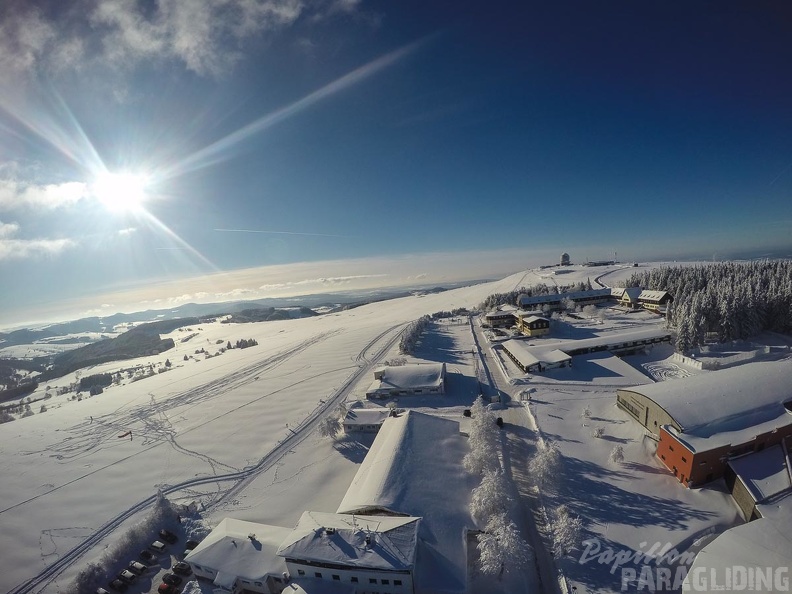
[642,361,693,381]
[7,323,406,594]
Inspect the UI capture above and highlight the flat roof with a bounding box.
[277,511,419,571]
[728,445,792,502]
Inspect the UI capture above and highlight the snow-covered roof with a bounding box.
[184,518,292,579]
[343,408,391,426]
[517,288,610,306]
[276,511,419,571]
[639,289,671,302]
[613,287,642,301]
[485,309,516,318]
[337,410,472,593]
[516,314,548,324]
[502,327,669,367]
[683,516,792,593]
[367,363,445,394]
[627,360,792,439]
[728,445,792,502]
[502,340,571,367]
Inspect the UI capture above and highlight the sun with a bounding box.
[92,171,150,213]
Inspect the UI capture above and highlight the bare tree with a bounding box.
[318,416,341,440]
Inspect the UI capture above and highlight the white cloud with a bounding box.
[0,0,323,80]
[0,237,75,260]
[0,178,88,211]
[0,217,76,260]
[0,220,20,238]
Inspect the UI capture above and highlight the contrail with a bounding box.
[160,36,429,178]
[214,228,350,238]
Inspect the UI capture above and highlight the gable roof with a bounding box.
[367,364,445,393]
[184,518,291,579]
[277,511,419,571]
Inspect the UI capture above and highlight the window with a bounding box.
[297,570,305,576]
[351,577,359,583]
[370,578,378,584]
[681,456,687,463]
[333,575,340,581]
[660,454,665,460]
[668,445,674,451]
[394,580,403,586]
[315,572,322,578]
[382,579,390,585]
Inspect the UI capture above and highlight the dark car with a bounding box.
[139,549,156,563]
[158,529,178,544]
[184,539,199,550]
[162,573,182,586]
[108,579,128,593]
[117,570,136,585]
[172,561,192,575]
[157,584,179,594]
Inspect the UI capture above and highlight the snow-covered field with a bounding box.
[0,262,745,594]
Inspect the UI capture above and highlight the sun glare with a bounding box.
[92,171,150,213]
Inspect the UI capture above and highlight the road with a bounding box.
[470,316,563,594]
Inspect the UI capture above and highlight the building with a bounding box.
[277,511,419,594]
[726,443,792,521]
[337,411,472,594]
[501,327,670,374]
[609,287,642,309]
[483,309,517,328]
[682,494,792,594]
[517,288,611,311]
[365,364,445,399]
[560,253,570,266]
[343,407,392,434]
[184,518,292,594]
[501,340,571,373]
[516,313,550,337]
[616,360,792,487]
[193,412,471,594]
[637,289,673,313]
[608,288,673,313]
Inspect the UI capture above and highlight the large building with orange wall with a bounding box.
[616,360,792,487]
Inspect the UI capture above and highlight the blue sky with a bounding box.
[1,1,791,326]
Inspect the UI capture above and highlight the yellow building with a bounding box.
[516,314,550,337]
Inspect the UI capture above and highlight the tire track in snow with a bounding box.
[7,323,405,594]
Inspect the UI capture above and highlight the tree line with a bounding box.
[623,261,792,353]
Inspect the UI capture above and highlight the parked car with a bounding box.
[184,539,199,550]
[157,584,179,594]
[108,579,128,592]
[149,540,167,553]
[117,569,136,584]
[139,549,156,563]
[127,560,147,575]
[162,573,182,586]
[172,561,192,575]
[158,529,178,544]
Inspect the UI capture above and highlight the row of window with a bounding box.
[296,568,403,587]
